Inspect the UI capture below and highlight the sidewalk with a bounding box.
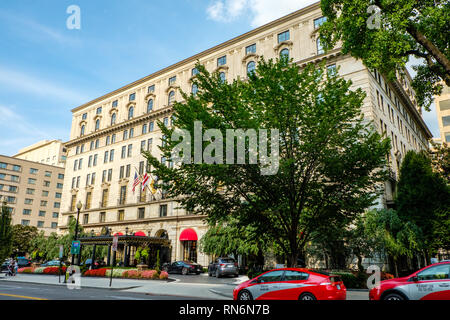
[0,273,240,300]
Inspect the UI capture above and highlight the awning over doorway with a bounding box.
[179,228,198,241]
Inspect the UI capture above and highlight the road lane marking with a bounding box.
[0,293,48,300]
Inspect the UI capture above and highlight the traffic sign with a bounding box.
[70,240,81,255]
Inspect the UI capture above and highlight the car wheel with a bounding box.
[238,290,253,300]
[181,267,188,275]
[383,293,405,301]
[299,293,317,301]
[216,269,221,278]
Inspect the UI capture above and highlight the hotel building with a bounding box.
[0,155,65,236]
[59,1,432,267]
[14,140,67,168]
[435,84,450,143]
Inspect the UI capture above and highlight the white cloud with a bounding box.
[206,0,318,27]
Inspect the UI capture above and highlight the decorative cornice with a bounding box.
[274,40,293,53]
[242,53,259,64]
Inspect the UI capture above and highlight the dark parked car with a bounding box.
[1,260,10,273]
[163,261,202,275]
[41,260,65,267]
[17,257,32,268]
[208,257,239,278]
[80,259,104,269]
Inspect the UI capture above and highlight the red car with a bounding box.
[369,261,450,300]
[233,268,346,300]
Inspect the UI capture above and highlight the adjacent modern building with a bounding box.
[14,140,67,168]
[59,1,432,267]
[434,84,450,143]
[0,155,65,235]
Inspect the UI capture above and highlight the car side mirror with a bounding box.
[411,276,419,282]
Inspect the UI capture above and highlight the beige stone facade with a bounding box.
[0,155,65,236]
[59,2,432,268]
[435,84,450,143]
[14,140,67,168]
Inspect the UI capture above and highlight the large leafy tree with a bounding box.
[395,150,450,262]
[144,57,390,267]
[319,0,450,110]
[0,198,13,261]
[11,225,38,255]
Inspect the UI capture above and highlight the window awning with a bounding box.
[179,228,198,241]
[134,231,146,236]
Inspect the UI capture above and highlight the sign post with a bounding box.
[110,235,118,287]
[58,245,64,283]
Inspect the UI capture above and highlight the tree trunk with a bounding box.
[394,259,399,278]
[424,250,430,267]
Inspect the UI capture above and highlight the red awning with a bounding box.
[134,231,146,236]
[179,228,198,241]
[114,232,123,236]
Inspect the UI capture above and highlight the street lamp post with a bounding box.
[71,201,83,266]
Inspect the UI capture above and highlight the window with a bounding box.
[217,56,227,66]
[140,140,145,151]
[43,181,50,187]
[78,158,82,170]
[51,222,58,229]
[121,146,126,159]
[80,144,85,153]
[126,164,131,178]
[24,199,33,205]
[147,99,153,113]
[163,117,169,127]
[168,76,176,85]
[0,162,6,169]
[107,169,112,182]
[246,43,256,55]
[247,61,256,75]
[110,149,115,162]
[99,212,106,223]
[192,68,199,76]
[95,119,100,131]
[106,136,111,146]
[280,48,289,59]
[120,166,125,179]
[327,64,337,76]
[139,161,145,175]
[129,93,136,101]
[119,186,127,205]
[21,220,30,226]
[258,270,284,283]
[12,165,21,172]
[28,178,36,185]
[53,212,59,218]
[76,176,80,188]
[147,138,153,152]
[101,189,109,208]
[118,210,125,221]
[168,91,175,106]
[55,192,62,199]
[40,200,47,207]
[104,151,109,163]
[283,270,309,281]
[129,128,134,138]
[93,154,98,166]
[30,168,38,174]
[219,72,226,83]
[0,173,5,180]
[148,85,155,93]
[56,183,63,189]
[159,204,168,217]
[128,106,134,119]
[442,116,450,127]
[96,107,102,115]
[278,30,290,43]
[142,124,148,134]
[54,202,60,209]
[8,186,17,193]
[88,155,93,167]
[39,211,46,217]
[314,16,327,29]
[123,130,128,140]
[81,125,85,136]
[111,113,117,126]
[149,121,154,132]
[102,170,107,183]
[26,188,35,195]
[37,221,45,228]
[317,38,324,55]
[10,175,19,182]
[95,139,100,149]
[83,214,89,224]
[86,173,91,186]
[192,84,198,96]
[417,265,449,281]
[58,173,64,179]
[42,190,49,197]
[138,208,145,219]
[23,209,31,215]
[82,113,87,120]
[91,172,96,185]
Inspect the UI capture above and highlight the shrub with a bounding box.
[43,267,65,275]
[84,268,110,277]
[159,271,169,280]
[34,267,46,274]
[123,269,140,279]
[141,270,157,279]
[18,267,34,273]
[381,272,395,280]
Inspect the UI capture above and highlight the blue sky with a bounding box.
[0,0,440,156]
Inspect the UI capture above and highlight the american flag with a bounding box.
[132,172,141,192]
[141,173,150,191]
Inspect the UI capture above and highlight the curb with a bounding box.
[208,289,233,299]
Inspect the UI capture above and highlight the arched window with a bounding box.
[111,113,116,126]
[219,72,226,83]
[80,125,85,136]
[95,119,100,131]
[128,106,134,120]
[247,61,256,75]
[192,84,198,96]
[168,91,175,106]
[280,48,289,59]
[147,99,153,113]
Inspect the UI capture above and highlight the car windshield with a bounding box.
[219,258,235,263]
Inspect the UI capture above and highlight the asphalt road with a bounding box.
[0,282,201,300]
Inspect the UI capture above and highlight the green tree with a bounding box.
[11,225,38,256]
[0,198,13,262]
[144,57,390,267]
[395,150,450,262]
[319,0,450,110]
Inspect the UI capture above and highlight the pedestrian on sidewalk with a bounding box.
[14,259,18,276]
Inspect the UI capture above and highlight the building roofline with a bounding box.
[70,1,321,113]
[13,140,64,158]
[0,154,65,170]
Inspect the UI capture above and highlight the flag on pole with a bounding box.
[132,172,141,193]
[142,173,150,191]
[150,179,157,194]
